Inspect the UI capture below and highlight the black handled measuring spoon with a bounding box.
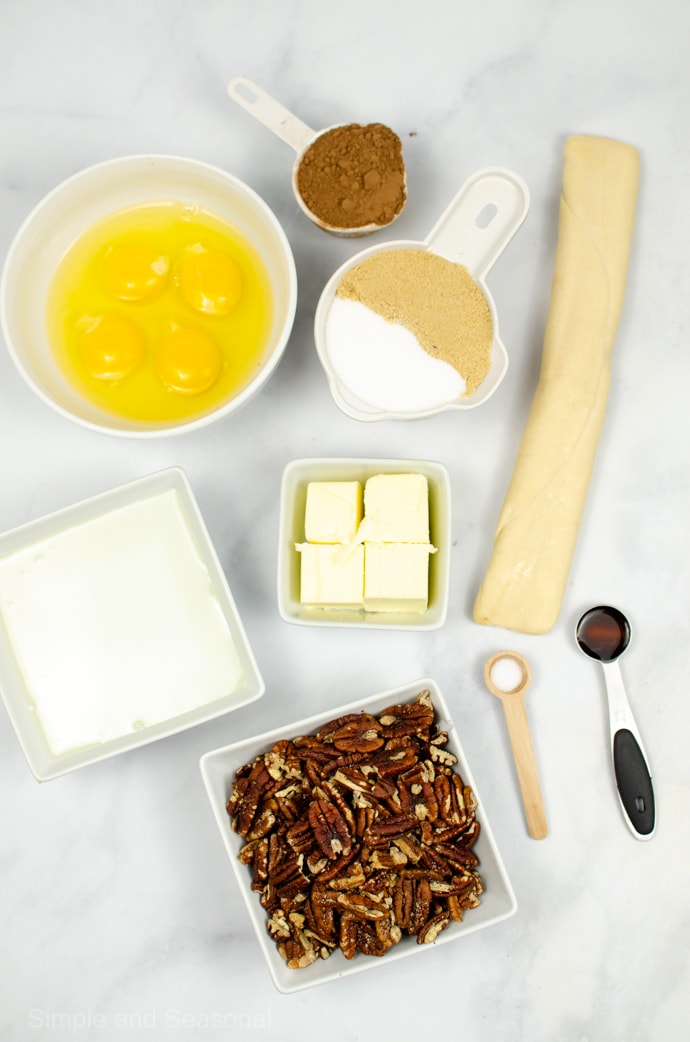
[576,606,655,840]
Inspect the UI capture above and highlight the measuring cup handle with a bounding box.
[602,661,656,839]
[425,167,530,280]
[501,694,548,840]
[227,76,316,154]
[612,728,656,839]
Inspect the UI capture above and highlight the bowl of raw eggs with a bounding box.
[0,155,297,436]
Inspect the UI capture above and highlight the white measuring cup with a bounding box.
[313,167,530,421]
[227,76,406,238]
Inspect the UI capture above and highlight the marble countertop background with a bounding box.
[1,2,688,1039]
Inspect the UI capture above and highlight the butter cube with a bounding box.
[363,542,434,613]
[359,474,429,543]
[304,481,363,543]
[298,543,364,608]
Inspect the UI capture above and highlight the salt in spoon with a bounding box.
[484,651,548,840]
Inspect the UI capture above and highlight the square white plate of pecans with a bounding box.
[200,677,517,992]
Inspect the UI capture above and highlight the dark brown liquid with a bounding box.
[576,606,630,661]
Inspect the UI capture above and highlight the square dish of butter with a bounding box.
[278,459,450,629]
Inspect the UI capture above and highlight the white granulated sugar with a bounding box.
[325,297,466,412]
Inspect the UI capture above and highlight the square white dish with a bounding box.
[277,458,451,629]
[0,467,264,780]
[200,676,517,993]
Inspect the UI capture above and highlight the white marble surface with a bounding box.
[1,1,689,1039]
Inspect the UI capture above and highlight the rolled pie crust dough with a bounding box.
[473,136,639,634]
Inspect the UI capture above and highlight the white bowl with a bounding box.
[277,458,451,629]
[0,468,264,780]
[200,677,517,993]
[0,154,297,437]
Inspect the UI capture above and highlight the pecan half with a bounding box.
[331,714,384,754]
[339,914,358,960]
[375,916,402,950]
[392,876,415,931]
[233,762,276,838]
[379,692,435,739]
[308,798,353,860]
[326,861,366,891]
[286,814,315,856]
[363,812,418,848]
[408,877,432,934]
[355,922,389,957]
[337,891,389,921]
[306,884,338,939]
[417,910,450,944]
[399,760,439,822]
[368,846,408,870]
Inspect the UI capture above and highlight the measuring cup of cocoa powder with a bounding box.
[227,77,407,237]
[313,167,530,421]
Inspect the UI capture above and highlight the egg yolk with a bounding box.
[155,327,222,395]
[80,314,146,380]
[176,245,243,316]
[100,244,169,302]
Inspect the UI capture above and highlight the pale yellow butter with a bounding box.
[363,543,434,613]
[297,543,364,608]
[304,481,363,543]
[357,473,429,543]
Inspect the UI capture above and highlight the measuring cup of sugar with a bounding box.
[227,77,407,238]
[313,167,530,421]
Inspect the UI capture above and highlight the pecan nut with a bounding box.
[331,714,384,753]
[417,910,450,944]
[336,891,389,921]
[308,798,353,860]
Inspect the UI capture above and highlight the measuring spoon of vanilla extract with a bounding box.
[484,651,548,840]
[226,76,406,237]
[576,606,655,840]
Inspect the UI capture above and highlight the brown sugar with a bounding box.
[336,249,494,395]
[296,123,406,230]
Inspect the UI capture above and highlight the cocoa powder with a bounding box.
[296,123,406,230]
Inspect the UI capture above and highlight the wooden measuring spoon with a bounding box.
[484,651,548,840]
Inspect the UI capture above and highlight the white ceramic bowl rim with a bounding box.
[0,153,298,438]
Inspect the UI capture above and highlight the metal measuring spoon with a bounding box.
[227,76,406,237]
[575,606,655,840]
[484,651,548,840]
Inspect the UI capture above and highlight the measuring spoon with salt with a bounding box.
[575,606,655,840]
[313,167,530,420]
[227,76,407,237]
[484,651,548,840]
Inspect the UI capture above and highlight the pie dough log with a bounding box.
[473,136,640,635]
